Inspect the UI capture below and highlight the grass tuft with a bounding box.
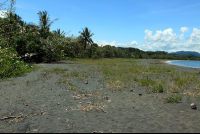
[151,83,164,93]
[164,94,182,103]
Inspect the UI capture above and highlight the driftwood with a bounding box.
[0,115,23,120]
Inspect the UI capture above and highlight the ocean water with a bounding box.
[166,60,200,69]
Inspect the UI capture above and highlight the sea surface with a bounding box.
[166,60,200,69]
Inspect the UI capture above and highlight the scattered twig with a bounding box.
[66,125,73,130]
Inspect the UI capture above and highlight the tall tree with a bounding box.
[37,10,59,39]
[2,11,40,36]
[0,0,18,49]
[78,27,94,50]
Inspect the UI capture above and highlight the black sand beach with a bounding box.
[1,59,200,133]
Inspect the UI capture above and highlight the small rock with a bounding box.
[104,96,109,100]
[190,103,196,109]
[139,93,142,96]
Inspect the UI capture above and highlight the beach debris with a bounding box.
[130,89,133,92]
[0,115,23,120]
[73,95,82,100]
[0,114,24,123]
[190,103,197,109]
[40,110,49,115]
[66,125,73,130]
[118,108,122,111]
[108,100,111,103]
[77,101,104,112]
[32,129,38,132]
[57,103,60,105]
[86,101,92,104]
[139,93,142,96]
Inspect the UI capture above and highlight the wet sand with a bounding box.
[1,59,200,133]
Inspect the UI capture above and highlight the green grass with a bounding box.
[61,70,79,78]
[138,77,156,86]
[170,87,180,93]
[2,54,200,103]
[164,94,183,103]
[40,67,68,78]
[151,83,164,93]
[186,94,191,100]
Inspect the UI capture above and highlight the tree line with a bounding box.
[0,0,200,63]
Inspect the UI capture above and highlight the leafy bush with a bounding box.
[37,36,70,62]
[0,47,32,78]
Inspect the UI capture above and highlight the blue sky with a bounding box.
[1,0,200,53]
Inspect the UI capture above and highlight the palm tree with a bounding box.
[1,11,40,36]
[37,10,59,39]
[78,27,94,50]
[3,11,23,25]
[0,11,24,48]
[17,21,41,35]
[51,28,66,38]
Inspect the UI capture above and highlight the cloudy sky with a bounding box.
[1,0,200,53]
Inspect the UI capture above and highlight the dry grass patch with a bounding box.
[107,80,124,91]
[77,101,104,112]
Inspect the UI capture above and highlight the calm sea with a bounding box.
[166,60,200,69]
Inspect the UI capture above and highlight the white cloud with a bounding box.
[180,27,189,33]
[183,28,200,49]
[130,41,138,45]
[93,28,200,53]
[144,28,183,43]
[191,28,200,37]
[0,10,9,18]
[94,40,138,47]
[141,28,187,52]
[140,28,200,53]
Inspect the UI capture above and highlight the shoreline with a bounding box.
[143,59,200,73]
[164,60,200,69]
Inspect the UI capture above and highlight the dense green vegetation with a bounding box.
[1,5,200,62]
[1,0,200,81]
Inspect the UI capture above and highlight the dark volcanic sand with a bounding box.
[1,59,200,133]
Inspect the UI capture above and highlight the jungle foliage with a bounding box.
[0,5,200,63]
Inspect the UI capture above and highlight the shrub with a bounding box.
[0,47,31,78]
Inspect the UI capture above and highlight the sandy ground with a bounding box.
[1,59,200,133]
